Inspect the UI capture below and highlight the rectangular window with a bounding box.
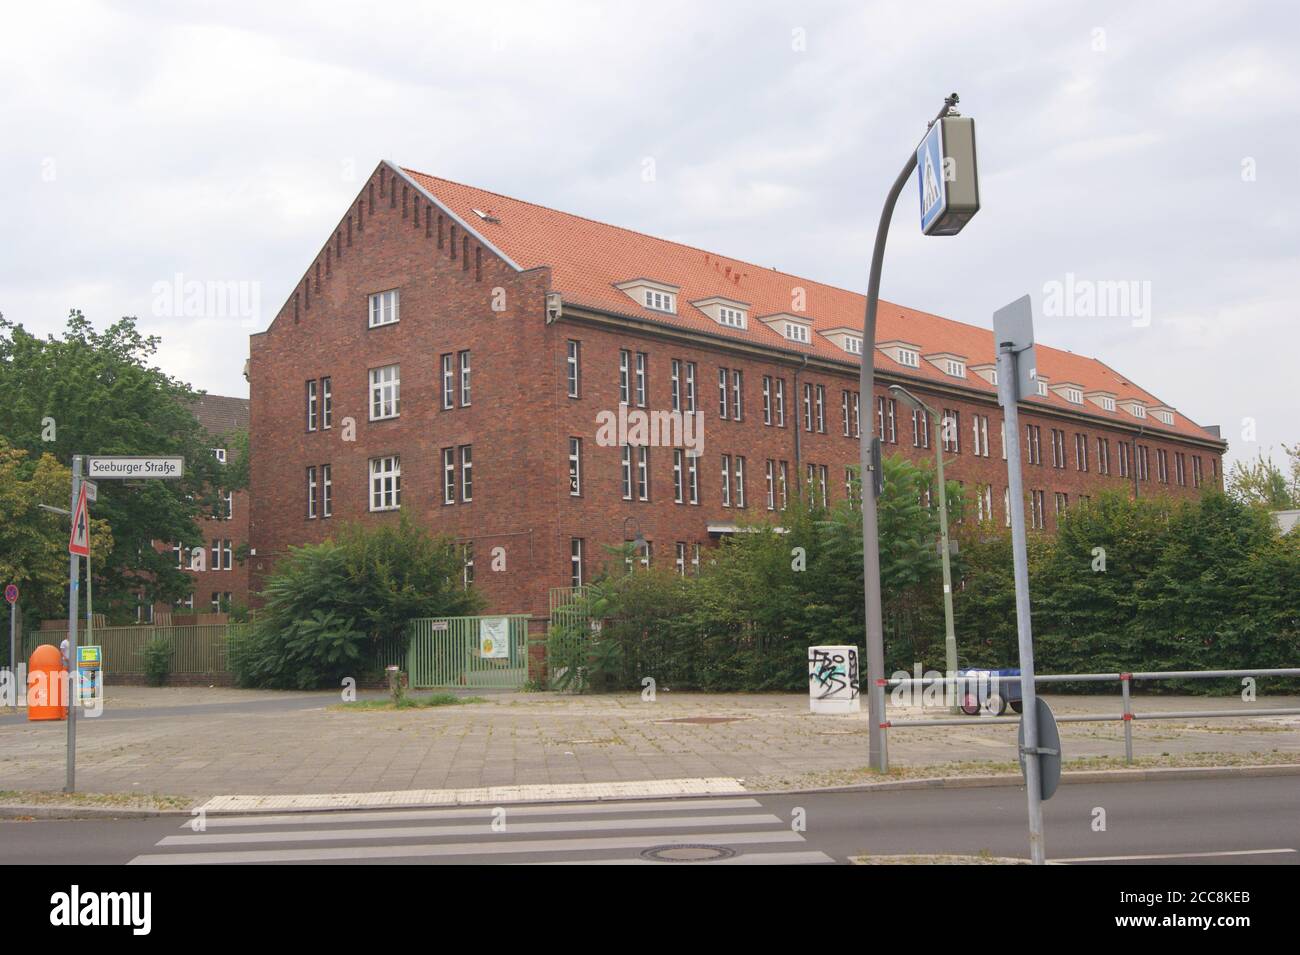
[634,352,647,408]
[721,455,732,507]
[1031,489,1045,530]
[459,350,471,406]
[774,378,785,427]
[460,445,473,502]
[842,391,851,437]
[370,364,400,420]
[853,392,861,439]
[763,377,773,425]
[687,452,699,505]
[732,370,743,421]
[1157,448,1168,484]
[803,383,813,432]
[691,543,701,575]
[441,354,455,410]
[816,385,826,433]
[368,289,399,327]
[1138,445,1150,481]
[306,380,318,431]
[765,459,776,510]
[321,377,332,429]
[913,408,930,449]
[675,542,687,576]
[621,446,633,501]
[943,410,961,453]
[1026,425,1042,465]
[222,490,233,520]
[636,446,649,501]
[1051,429,1066,469]
[1118,441,1130,478]
[442,448,456,504]
[778,461,789,509]
[370,455,401,511]
[876,396,897,443]
[223,539,233,570]
[462,542,474,589]
[570,538,584,587]
[1097,438,1110,475]
[568,438,582,496]
[685,362,697,413]
[321,464,332,518]
[1076,433,1088,472]
[972,414,989,457]
[673,449,684,503]
[1055,492,1069,515]
[718,368,729,419]
[566,340,581,398]
[734,456,746,508]
[619,350,630,405]
[211,538,219,569]
[1193,456,1203,488]
[307,466,318,518]
[1175,452,1186,486]
[718,306,745,328]
[671,360,682,413]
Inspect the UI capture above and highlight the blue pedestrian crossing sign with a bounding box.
[916,116,981,236]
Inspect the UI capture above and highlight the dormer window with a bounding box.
[989,370,998,385]
[1065,387,1083,404]
[1153,408,1174,426]
[1036,380,1049,397]
[644,289,675,313]
[898,348,919,367]
[784,322,809,343]
[719,306,746,328]
[844,336,863,355]
[923,351,967,379]
[1099,396,1116,411]
[1131,404,1146,418]
[695,296,751,331]
[946,359,965,378]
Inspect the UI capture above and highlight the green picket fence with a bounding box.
[23,624,245,675]
[380,616,531,689]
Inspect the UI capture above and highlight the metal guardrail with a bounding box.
[874,667,1300,771]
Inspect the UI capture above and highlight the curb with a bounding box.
[747,762,1300,797]
[2,763,1296,820]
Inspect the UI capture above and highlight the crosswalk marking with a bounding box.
[132,796,836,865]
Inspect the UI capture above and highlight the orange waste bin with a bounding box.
[27,644,68,721]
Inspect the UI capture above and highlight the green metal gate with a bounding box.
[399,615,530,689]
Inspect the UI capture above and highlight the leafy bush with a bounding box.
[232,518,482,689]
[139,637,173,687]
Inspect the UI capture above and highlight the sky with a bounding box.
[2,0,1297,470]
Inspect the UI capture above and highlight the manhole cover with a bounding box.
[640,844,737,863]
[654,716,745,725]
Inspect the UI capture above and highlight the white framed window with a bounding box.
[442,449,456,504]
[369,455,401,511]
[644,289,675,313]
[672,449,684,504]
[691,542,701,575]
[675,542,687,576]
[570,538,584,587]
[222,490,234,519]
[1036,380,1049,397]
[898,348,919,368]
[321,464,332,518]
[568,438,582,496]
[321,377,332,429]
[619,350,630,405]
[306,466,318,519]
[732,370,743,421]
[1065,387,1083,404]
[222,539,233,570]
[765,459,775,510]
[634,352,647,407]
[844,336,863,355]
[459,446,473,501]
[368,289,400,327]
[784,322,809,343]
[441,354,455,410]
[305,380,318,431]
[686,452,699,505]
[721,455,732,507]
[461,541,474,589]
[946,359,965,378]
[671,359,682,412]
[774,378,785,427]
[684,362,697,413]
[1132,404,1147,418]
[459,350,472,406]
[1099,395,1116,412]
[815,385,825,433]
[621,446,633,501]
[566,340,581,398]
[778,460,789,509]
[763,377,772,425]
[636,446,649,501]
[369,364,400,420]
[718,368,729,419]
[1155,409,1174,426]
[718,306,746,328]
[734,456,745,508]
[213,447,227,463]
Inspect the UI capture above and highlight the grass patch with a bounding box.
[0,790,194,811]
[333,694,486,712]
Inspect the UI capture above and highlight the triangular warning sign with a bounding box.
[69,483,90,557]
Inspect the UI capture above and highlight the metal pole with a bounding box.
[996,343,1045,864]
[932,411,957,684]
[1121,673,1133,765]
[8,600,14,676]
[65,455,81,793]
[861,94,958,772]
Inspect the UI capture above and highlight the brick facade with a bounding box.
[248,163,1226,622]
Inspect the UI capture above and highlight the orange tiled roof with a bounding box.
[403,167,1219,443]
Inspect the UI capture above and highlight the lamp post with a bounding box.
[889,385,957,686]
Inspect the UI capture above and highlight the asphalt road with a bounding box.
[1,774,1295,865]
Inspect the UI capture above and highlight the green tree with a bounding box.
[1227,448,1300,509]
[0,310,232,616]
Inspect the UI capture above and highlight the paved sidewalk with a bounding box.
[1,688,1296,799]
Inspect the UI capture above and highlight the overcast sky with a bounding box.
[2,0,1296,468]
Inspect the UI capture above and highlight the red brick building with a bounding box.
[247,161,1226,625]
[149,394,251,619]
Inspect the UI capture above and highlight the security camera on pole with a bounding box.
[859,94,980,772]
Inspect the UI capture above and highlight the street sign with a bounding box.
[4,584,17,605]
[68,484,90,557]
[1018,696,1062,800]
[83,480,98,503]
[86,457,184,480]
[917,116,980,236]
[993,295,1038,404]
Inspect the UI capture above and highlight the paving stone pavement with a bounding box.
[1,688,1296,799]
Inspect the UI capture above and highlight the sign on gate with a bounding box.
[479,617,509,659]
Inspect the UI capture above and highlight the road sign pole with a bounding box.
[860,94,961,772]
[996,342,1046,864]
[65,455,82,793]
[8,599,14,675]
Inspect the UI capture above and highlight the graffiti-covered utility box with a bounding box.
[808,646,860,715]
